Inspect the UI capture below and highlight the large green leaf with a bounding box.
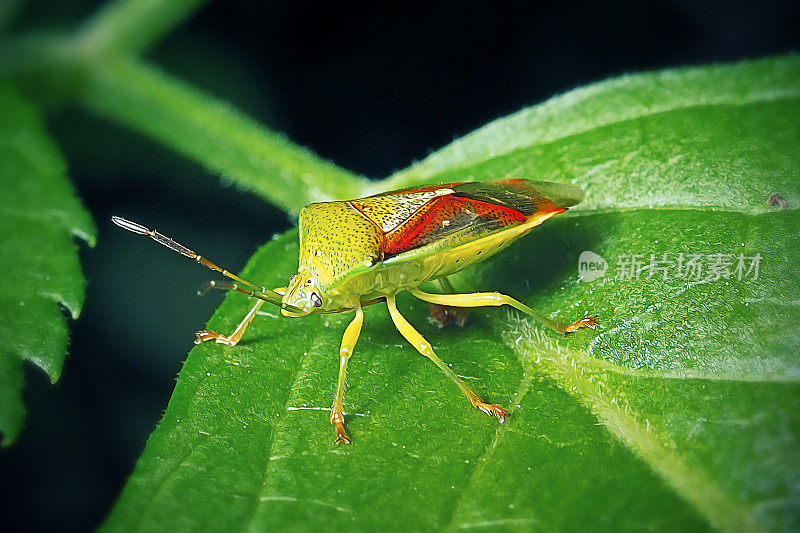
[103,56,799,532]
[0,83,95,444]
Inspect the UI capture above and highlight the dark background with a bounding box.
[3,0,799,531]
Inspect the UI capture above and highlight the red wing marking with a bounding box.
[384,195,527,255]
[348,179,580,257]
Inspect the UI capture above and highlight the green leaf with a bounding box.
[0,83,95,445]
[103,56,799,532]
[382,55,800,216]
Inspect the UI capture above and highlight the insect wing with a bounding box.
[382,194,526,255]
[350,188,453,234]
[351,179,581,257]
[374,179,583,211]
[452,179,584,213]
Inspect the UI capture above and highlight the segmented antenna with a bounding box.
[111,216,300,313]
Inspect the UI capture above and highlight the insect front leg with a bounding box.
[195,300,264,346]
[195,285,289,345]
[331,304,364,444]
[386,294,507,422]
[408,288,597,334]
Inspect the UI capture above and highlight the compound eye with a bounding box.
[310,292,322,308]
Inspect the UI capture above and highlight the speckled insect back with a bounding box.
[298,202,383,286]
[113,179,597,444]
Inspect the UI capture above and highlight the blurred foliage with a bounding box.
[0,0,358,445]
[0,84,95,444]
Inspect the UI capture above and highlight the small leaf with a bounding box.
[0,83,95,445]
[103,57,799,532]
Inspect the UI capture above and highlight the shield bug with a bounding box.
[113,179,596,444]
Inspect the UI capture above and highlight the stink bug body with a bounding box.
[113,179,596,443]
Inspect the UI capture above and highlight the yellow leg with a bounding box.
[331,304,364,444]
[408,288,596,334]
[194,285,287,345]
[195,300,264,346]
[386,295,507,422]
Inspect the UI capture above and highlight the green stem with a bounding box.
[76,0,210,56]
[79,55,367,213]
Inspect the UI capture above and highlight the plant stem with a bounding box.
[77,0,210,56]
[78,55,367,213]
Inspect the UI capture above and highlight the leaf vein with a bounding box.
[442,362,536,531]
[242,331,325,532]
[503,318,765,533]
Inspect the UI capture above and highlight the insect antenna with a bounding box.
[112,216,299,312]
[198,279,284,298]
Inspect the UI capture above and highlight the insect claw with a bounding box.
[333,424,351,444]
[564,315,599,333]
[476,402,508,422]
[581,315,599,329]
[195,330,218,344]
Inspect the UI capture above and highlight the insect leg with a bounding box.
[195,300,264,346]
[408,288,596,334]
[386,295,507,422]
[438,276,457,293]
[194,282,292,344]
[427,277,468,328]
[331,304,364,444]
